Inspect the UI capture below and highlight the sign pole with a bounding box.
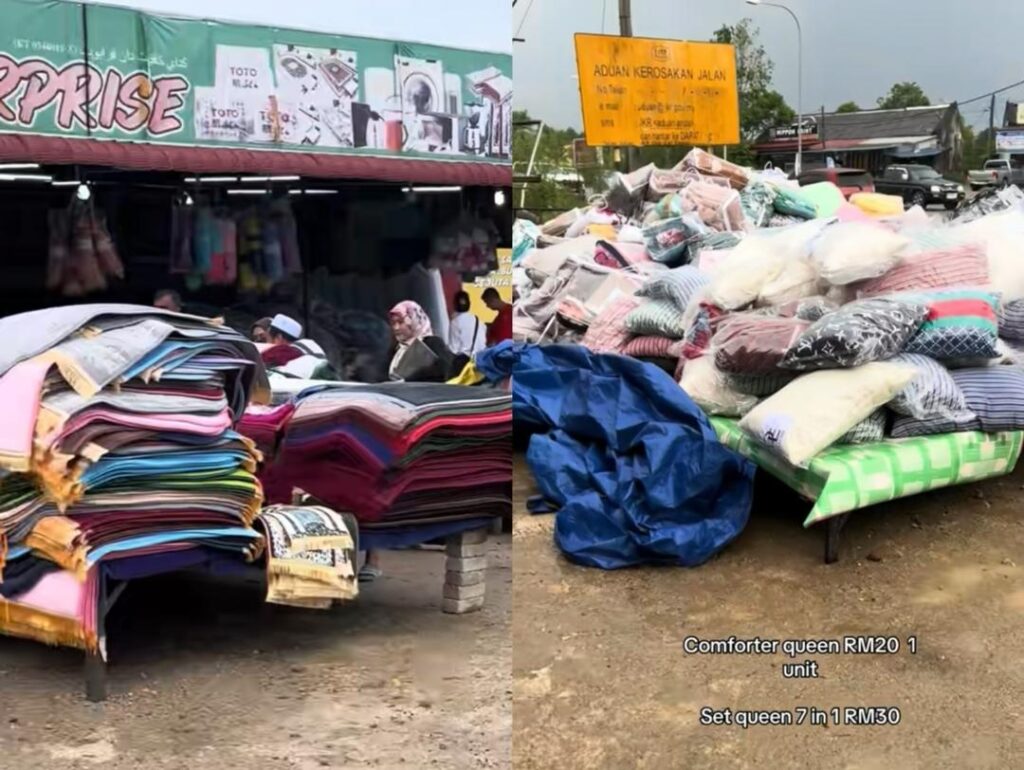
[618,0,639,172]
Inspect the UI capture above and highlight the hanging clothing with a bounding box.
[448,312,486,356]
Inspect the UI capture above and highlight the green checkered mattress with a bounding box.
[710,418,1024,527]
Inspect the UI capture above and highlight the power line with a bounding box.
[958,78,1024,107]
[515,0,537,37]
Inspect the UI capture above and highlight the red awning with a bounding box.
[0,133,511,186]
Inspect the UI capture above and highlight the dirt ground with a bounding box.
[512,457,1024,769]
[0,537,511,770]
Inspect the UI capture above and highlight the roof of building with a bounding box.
[754,104,956,153]
[812,105,952,142]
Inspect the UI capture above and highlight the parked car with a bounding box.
[967,158,1024,190]
[874,164,965,210]
[797,166,875,199]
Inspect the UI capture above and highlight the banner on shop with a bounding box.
[996,129,1024,153]
[0,0,512,162]
[573,33,739,147]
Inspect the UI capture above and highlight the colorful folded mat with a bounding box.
[0,304,270,652]
[240,383,513,531]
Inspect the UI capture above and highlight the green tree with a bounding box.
[712,19,794,143]
[877,82,930,110]
[835,101,860,113]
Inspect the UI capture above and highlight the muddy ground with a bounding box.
[513,458,1024,769]
[0,536,511,770]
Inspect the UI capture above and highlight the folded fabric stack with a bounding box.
[0,304,269,652]
[240,383,512,531]
[258,503,358,609]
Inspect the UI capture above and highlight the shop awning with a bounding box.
[889,145,943,159]
[0,134,511,187]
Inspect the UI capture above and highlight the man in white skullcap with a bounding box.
[260,314,306,367]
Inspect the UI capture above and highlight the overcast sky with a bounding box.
[80,0,512,53]
[514,0,1024,130]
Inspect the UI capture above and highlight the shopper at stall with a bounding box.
[483,287,512,346]
[250,317,273,343]
[448,291,487,356]
[260,313,305,367]
[387,300,456,382]
[153,289,183,313]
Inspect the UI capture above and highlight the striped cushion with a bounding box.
[891,366,1024,437]
[838,409,887,444]
[902,290,1000,359]
[998,299,1024,341]
[624,300,687,339]
[637,265,710,310]
[582,295,641,354]
[622,336,680,359]
[887,353,972,420]
[857,244,989,296]
[952,367,1024,431]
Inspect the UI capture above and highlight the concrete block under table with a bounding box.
[442,595,486,614]
[443,528,489,614]
[446,568,486,587]
[444,582,486,601]
[446,540,488,558]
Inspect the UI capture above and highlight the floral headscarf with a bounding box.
[388,301,433,345]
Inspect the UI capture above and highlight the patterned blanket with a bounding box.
[256,504,358,608]
[712,417,1024,526]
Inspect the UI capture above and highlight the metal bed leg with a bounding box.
[84,572,126,702]
[84,650,107,703]
[824,512,852,565]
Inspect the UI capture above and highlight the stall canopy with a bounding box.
[0,0,512,186]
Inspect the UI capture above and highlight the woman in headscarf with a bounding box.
[387,301,455,382]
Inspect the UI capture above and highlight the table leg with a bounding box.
[84,650,107,703]
[442,528,488,614]
[824,512,852,565]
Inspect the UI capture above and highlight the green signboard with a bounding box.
[0,0,512,164]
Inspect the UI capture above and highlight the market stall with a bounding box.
[0,0,514,699]
[514,151,1024,565]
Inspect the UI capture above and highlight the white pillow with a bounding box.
[810,222,909,285]
[757,258,821,307]
[740,362,915,467]
[679,355,758,417]
[707,220,831,310]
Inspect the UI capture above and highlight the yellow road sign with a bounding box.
[574,33,740,146]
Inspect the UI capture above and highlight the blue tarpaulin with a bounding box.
[477,342,755,569]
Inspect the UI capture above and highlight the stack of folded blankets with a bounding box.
[0,304,269,652]
[241,383,513,531]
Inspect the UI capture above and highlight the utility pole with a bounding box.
[618,0,639,172]
[990,93,997,158]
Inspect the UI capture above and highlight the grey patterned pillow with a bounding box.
[637,265,710,310]
[725,372,797,397]
[998,299,1024,341]
[887,353,973,421]
[624,300,687,339]
[780,297,928,370]
[838,409,887,444]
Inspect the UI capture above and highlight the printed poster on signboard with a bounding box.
[0,0,511,164]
